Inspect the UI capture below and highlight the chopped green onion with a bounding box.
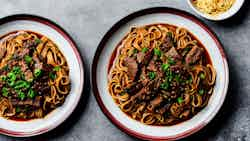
[34,69,42,77]
[162,63,170,72]
[198,89,205,95]
[199,73,205,79]
[168,70,174,82]
[53,66,61,71]
[7,72,16,81]
[17,91,26,100]
[168,58,176,65]
[2,87,9,97]
[186,75,192,84]
[148,71,156,80]
[175,74,181,83]
[34,38,42,45]
[12,66,21,75]
[27,89,36,99]
[177,97,183,104]
[141,47,149,53]
[160,81,169,90]
[24,55,33,64]
[154,48,162,57]
[14,80,30,89]
[15,107,21,113]
[184,46,192,51]
[133,48,138,54]
[49,72,56,80]
[0,75,7,81]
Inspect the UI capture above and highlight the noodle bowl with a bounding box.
[108,24,216,126]
[0,31,70,120]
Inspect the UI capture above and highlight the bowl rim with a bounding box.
[187,0,245,21]
[91,7,229,140]
[0,14,85,137]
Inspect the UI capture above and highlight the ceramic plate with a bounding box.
[0,14,84,137]
[92,7,229,140]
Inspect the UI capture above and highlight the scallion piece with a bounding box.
[177,97,183,104]
[141,47,149,53]
[34,69,42,77]
[24,55,33,64]
[154,48,162,57]
[148,71,156,80]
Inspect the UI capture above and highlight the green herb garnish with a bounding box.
[148,71,156,80]
[16,107,21,113]
[24,55,33,64]
[7,72,16,81]
[34,38,42,45]
[199,73,205,79]
[49,72,56,80]
[177,97,183,104]
[154,48,162,57]
[17,91,26,100]
[0,75,7,81]
[12,66,21,75]
[168,58,176,65]
[53,66,61,71]
[175,74,181,83]
[133,48,138,54]
[198,89,205,95]
[162,63,170,72]
[141,47,149,53]
[2,87,9,97]
[160,81,169,90]
[27,89,36,99]
[14,80,30,89]
[34,69,42,77]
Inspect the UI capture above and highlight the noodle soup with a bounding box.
[0,31,70,120]
[108,24,216,126]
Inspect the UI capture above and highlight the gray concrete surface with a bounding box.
[0,0,250,141]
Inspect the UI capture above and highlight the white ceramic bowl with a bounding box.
[187,0,245,21]
[92,7,229,140]
[0,15,84,137]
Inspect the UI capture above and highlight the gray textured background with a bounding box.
[0,0,249,141]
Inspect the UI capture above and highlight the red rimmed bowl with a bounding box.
[92,7,229,140]
[0,14,84,137]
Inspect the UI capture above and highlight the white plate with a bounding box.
[92,7,229,140]
[0,14,84,137]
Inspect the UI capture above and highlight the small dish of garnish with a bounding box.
[188,0,245,20]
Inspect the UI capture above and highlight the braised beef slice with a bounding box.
[160,35,173,52]
[33,54,43,70]
[131,88,147,100]
[148,96,163,111]
[10,96,42,107]
[124,57,138,81]
[169,61,183,72]
[157,102,171,114]
[146,78,161,92]
[165,47,181,61]
[124,82,143,94]
[19,48,30,58]
[185,46,204,65]
[136,49,153,65]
